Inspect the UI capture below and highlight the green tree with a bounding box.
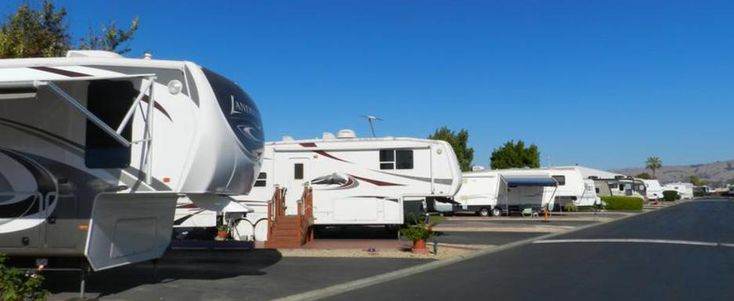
[635,172,652,179]
[689,175,706,186]
[490,140,540,169]
[0,1,69,58]
[428,127,474,171]
[79,17,140,54]
[0,1,140,58]
[645,156,662,179]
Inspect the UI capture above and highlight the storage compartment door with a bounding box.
[85,193,177,271]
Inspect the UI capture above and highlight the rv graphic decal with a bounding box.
[311,173,359,190]
[310,173,404,189]
[0,149,58,234]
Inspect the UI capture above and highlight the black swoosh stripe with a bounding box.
[30,66,90,78]
[0,150,56,218]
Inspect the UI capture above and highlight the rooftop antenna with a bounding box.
[361,115,383,137]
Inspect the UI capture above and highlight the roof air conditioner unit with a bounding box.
[336,129,357,139]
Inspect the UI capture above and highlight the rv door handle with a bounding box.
[47,216,56,224]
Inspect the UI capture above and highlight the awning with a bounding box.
[502,175,558,187]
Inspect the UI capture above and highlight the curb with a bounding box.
[274,202,687,301]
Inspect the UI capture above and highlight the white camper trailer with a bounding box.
[663,182,694,199]
[641,179,664,200]
[577,166,646,199]
[530,167,602,208]
[451,170,558,216]
[175,130,462,241]
[0,51,264,271]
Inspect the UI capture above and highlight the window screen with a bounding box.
[85,80,136,168]
[294,163,304,180]
[396,150,413,169]
[552,175,566,186]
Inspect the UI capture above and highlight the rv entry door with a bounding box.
[285,158,309,215]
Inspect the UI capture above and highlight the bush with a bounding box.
[563,202,578,212]
[400,214,442,241]
[0,254,47,301]
[663,190,680,202]
[600,196,644,210]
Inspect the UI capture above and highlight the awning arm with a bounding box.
[37,80,131,148]
[117,78,154,134]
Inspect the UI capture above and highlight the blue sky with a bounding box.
[4,0,732,169]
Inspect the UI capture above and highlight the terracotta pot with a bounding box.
[216,230,228,239]
[412,239,428,254]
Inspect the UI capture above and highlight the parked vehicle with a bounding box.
[641,179,664,201]
[176,130,462,241]
[663,182,694,199]
[451,170,559,216]
[0,50,264,271]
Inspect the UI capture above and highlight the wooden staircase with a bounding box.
[264,186,314,249]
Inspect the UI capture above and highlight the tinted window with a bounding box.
[254,172,267,187]
[294,163,304,180]
[85,80,136,168]
[380,150,394,162]
[202,68,264,161]
[552,175,566,186]
[380,163,395,170]
[396,150,413,169]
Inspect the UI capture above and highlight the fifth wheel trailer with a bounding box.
[174,130,462,241]
[0,50,264,271]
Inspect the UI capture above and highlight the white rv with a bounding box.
[663,182,694,199]
[535,167,601,208]
[641,179,664,200]
[0,51,263,271]
[175,130,462,241]
[451,170,559,216]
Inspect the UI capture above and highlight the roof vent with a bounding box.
[322,132,336,140]
[336,129,357,139]
[66,50,123,58]
[282,136,294,142]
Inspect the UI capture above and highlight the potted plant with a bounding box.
[399,215,440,254]
[215,224,230,241]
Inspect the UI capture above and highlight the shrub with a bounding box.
[600,196,643,210]
[563,202,578,212]
[663,191,680,202]
[400,214,442,241]
[0,254,47,301]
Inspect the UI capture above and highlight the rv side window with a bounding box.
[595,188,600,193]
[380,149,395,170]
[254,172,267,187]
[552,175,565,186]
[396,150,413,169]
[294,164,304,180]
[85,80,136,168]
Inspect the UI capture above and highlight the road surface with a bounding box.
[327,199,734,301]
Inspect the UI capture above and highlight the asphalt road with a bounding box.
[47,250,430,301]
[326,199,734,301]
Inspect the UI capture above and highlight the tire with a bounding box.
[491,207,502,217]
[478,207,490,217]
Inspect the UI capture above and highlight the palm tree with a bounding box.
[646,156,662,179]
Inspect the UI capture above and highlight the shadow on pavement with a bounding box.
[314,225,399,239]
[43,249,283,297]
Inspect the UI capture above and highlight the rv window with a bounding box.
[396,150,413,169]
[254,172,267,187]
[380,163,395,170]
[294,163,304,180]
[552,175,566,186]
[85,80,136,168]
[595,188,600,193]
[379,150,394,162]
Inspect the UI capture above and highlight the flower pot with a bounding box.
[411,239,428,254]
[216,230,228,240]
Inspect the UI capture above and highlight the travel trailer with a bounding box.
[0,51,264,271]
[175,130,462,241]
[641,179,664,200]
[577,166,646,199]
[663,182,694,199]
[451,170,558,216]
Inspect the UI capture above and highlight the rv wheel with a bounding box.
[491,207,502,217]
[478,207,490,217]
